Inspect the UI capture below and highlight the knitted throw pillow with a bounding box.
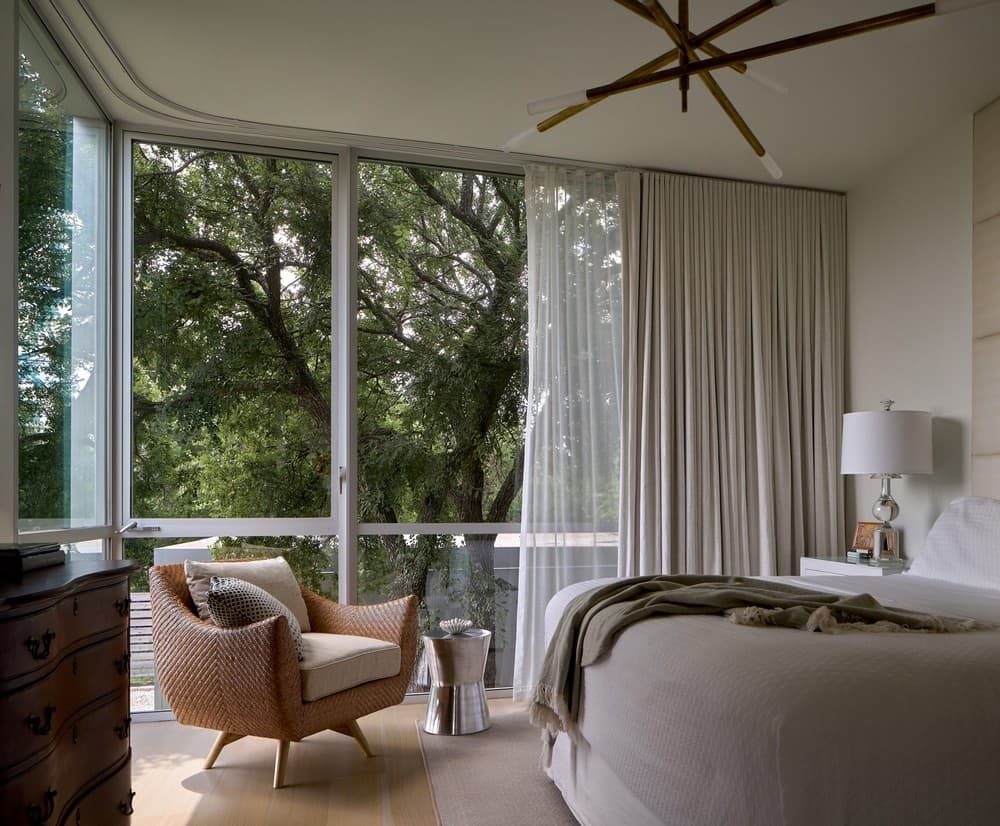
[206,576,305,661]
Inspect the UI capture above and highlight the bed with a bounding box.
[540,497,1000,826]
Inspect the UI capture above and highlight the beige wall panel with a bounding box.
[973,336,1000,454]
[974,98,1000,224]
[847,118,972,556]
[973,215,1000,337]
[972,454,1000,499]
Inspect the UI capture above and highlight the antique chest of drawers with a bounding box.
[1,559,139,825]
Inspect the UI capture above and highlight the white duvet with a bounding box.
[543,573,1000,826]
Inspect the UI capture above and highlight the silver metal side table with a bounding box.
[422,628,492,735]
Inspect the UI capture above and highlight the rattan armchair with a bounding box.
[149,563,418,788]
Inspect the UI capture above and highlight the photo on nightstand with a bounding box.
[851,520,892,554]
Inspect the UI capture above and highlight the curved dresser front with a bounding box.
[0,558,139,825]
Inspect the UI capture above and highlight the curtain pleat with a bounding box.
[618,171,846,577]
[512,165,623,700]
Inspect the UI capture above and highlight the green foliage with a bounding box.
[17,55,74,519]
[131,144,333,519]
[123,539,157,592]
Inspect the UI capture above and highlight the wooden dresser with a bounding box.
[0,559,139,825]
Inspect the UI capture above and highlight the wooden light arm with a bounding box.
[639,0,773,170]
[585,4,937,102]
[613,0,789,94]
[527,0,775,134]
[613,0,750,74]
[678,0,691,109]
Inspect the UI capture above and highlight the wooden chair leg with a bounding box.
[345,719,375,758]
[204,731,245,770]
[273,739,290,789]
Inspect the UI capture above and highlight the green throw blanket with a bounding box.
[529,575,987,761]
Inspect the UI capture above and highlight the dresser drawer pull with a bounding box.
[25,630,56,660]
[115,597,131,617]
[114,654,130,675]
[26,788,57,824]
[26,705,57,735]
[115,716,132,740]
[118,790,135,816]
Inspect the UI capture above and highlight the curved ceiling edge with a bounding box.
[30,0,615,171]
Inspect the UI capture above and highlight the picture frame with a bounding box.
[851,521,882,551]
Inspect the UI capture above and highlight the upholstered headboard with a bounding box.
[908,497,1000,589]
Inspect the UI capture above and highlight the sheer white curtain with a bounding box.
[617,170,846,578]
[513,165,622,700]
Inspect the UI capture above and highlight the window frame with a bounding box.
[1,0,19,546]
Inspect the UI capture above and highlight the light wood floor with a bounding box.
[130,699,506,826]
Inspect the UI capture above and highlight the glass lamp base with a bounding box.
[872,525,898,561]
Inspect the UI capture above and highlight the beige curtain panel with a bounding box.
[617,170,846,577]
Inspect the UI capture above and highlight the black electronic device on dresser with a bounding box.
[0,558,140,825]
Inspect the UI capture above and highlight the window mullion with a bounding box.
[116,130,136,549]
[336,149,359,604]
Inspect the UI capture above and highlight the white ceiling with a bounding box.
[64,0,1000,189]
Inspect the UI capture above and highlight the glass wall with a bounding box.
[77,141,529,708]
[17,2,109,532]
[356,161,527,524]
[130,141,334,519]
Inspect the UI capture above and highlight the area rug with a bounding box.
[417,702,577,825]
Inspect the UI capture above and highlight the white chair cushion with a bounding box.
[299,633,401,702]
[908,496,1000,589]
[184,556,311,631]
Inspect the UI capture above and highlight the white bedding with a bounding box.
[543,573,1000,826]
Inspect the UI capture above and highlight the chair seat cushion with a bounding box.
[299,633,402,702]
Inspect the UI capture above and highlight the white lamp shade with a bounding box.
[841,410,933,475]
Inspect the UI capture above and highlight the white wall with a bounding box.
[846,118,973,558]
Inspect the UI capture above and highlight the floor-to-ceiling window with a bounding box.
[17,1,109,537]
[120,147,527,704]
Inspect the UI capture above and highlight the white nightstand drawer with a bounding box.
[799,556,909,577]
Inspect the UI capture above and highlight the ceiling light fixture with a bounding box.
[506,0,997,178]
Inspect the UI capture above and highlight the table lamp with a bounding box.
[841,400,932,559]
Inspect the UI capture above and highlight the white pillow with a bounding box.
[184,556,311,631]
[908,497,1000,589]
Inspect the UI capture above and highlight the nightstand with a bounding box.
[799,556,910,576]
